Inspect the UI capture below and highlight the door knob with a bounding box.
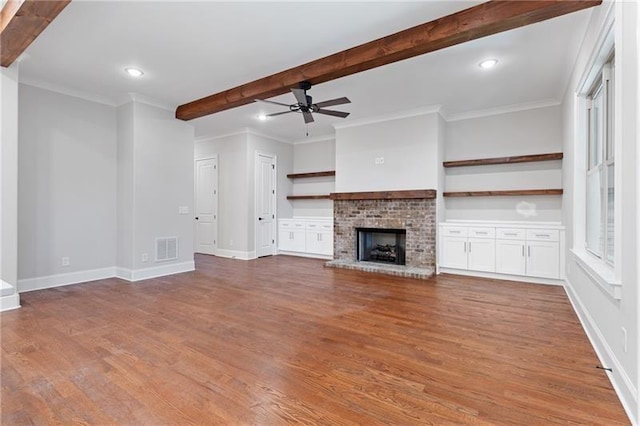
[195,217,199,220]
[258,217,263,221]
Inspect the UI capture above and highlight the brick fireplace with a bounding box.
[326,190,437,279]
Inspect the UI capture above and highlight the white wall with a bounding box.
[131,102,195,271]
[18,84,117,281]
[562,1,638,421]
[195,132,250,254]
[292,138,335,217]
[0,63,20,310]
[195,130,294,257]
[246,132,293,251]
[116,103,134,270]
[444,105,563,222]
[335,113,441,193]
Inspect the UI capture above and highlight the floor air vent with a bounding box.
[156,237,178,262]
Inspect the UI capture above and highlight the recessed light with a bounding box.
[479,59,498,69]
[257,114,268,121]
[125,67,144,77]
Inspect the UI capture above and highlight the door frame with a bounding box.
[254,151,277,258]
[194,155,218,255]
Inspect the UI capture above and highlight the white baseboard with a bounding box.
[214,249,256,260]
[0,292,21,312]
[564,278,637,424]
[18,267,116,293]
[115,261,195,282]
[438,267,564,286]
[277,250,333,260]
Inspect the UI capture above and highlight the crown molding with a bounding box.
[333,105,444,130]
[446,98,562,122]
[194,129,249,144]
[245,127,292,144]
[19,77,117,107]
[291,134,335,145]
[116,93,175,112]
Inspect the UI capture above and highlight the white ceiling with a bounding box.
[17,1,593,142]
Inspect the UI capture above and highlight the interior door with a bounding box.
[195,157,218,255]
[256,153,276,257]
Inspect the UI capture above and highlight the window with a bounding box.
[585,54,614,264]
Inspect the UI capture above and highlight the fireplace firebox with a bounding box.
[356,228,406,265]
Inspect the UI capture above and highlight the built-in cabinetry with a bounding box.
[439,222,564,281]
[278,218,333,258]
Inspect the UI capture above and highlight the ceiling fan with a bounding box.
[255,81,350,124]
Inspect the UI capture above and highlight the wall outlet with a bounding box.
[141,253,149,262]
[178,206,189,215]
[61,257,70,267]
[374,157,385,165]
[622,327,627,353]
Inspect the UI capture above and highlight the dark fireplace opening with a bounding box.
[356,228,406,265]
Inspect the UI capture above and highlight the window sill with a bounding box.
[570,249,621,300]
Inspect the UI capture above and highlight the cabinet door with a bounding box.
[278,229,293,251]
[467,238,495,272]
[526,241,560,279]
[290,230,306,252]
[496,240,526,276]
[307,231,332,255]
[440,236,468,269]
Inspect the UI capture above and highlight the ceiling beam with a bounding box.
[1,0,71,68]
[176,0,601,121]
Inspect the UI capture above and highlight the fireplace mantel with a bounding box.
[329,189,436,201]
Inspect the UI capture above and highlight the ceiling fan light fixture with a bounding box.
[125,67,144,77]
[257,114,268,121]
[479,59,498,69]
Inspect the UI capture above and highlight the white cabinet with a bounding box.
[467,238,496,272]
[440,222,564,281]
[440,226,495,272]
[278,218,333,258]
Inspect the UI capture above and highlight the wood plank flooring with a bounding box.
[1,254,629,424]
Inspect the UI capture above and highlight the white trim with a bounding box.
[123,261,195,282]
[195,127,291,145]
[18,267,116,293]
[114,267,133,281]
[277,251,333,260]
[116,92,175,112]
[437,268,564,286]
[245,128,291,145]
[576,2,615,95]
[19,79,117,107]
[446,99,561,122]
[214,249,257,260]
[333,105,443,130]
[1,280,15,297]
[564,279,637,425]
[291,134,335,145]
[0,293,21,312]
[571,249,622,300]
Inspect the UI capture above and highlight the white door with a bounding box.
[496,240,526,275]
[195,157,218,255]
[255,153,276,257]
[440,236,468,269]
[467,238,495,272]
[526,241,560,279]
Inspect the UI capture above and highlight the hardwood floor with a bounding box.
[1,254,629,424]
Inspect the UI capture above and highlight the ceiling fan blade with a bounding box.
[314,97,351,108]
[302,111,314,123]
[266,110,293,117]
[255,99,291,107]
[316,109,350,118]
[291,88,308,105]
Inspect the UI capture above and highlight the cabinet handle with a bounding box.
[505,232,518,236]
[522,245,525,257]
[464,242,467,252]
[535,233,550,237]
[450,230,461,234]
[469,242,471,253]
[528,245,531,257]
[476,231,488,235]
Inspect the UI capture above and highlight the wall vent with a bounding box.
[156,237,178,262]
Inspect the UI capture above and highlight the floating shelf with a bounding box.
[443,189,563,197]
[287,171,336,179]
[286,195,332,200]
[443,152,563,168]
